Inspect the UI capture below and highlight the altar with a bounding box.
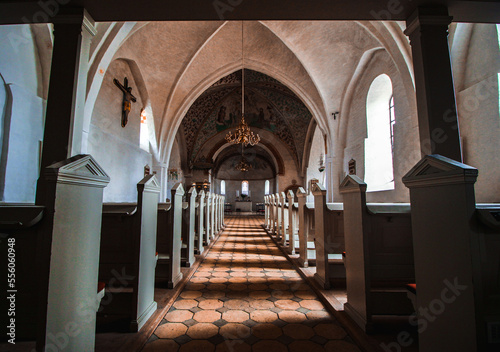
[235,201,252,212]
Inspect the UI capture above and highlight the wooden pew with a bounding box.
[402,155,500,351]
[274,193,283,241]
[312,184,346,289]
[285,190,300,255]
[264,195,270,229]
[204,192,211,245]
[340,175,414,332]
[155,183,183,289]
[297,187,316,267]
[279,192,289,247]
[195,189,205,254]
[472,204,500,348]
[181,186,197,267]
[269,194,276,235]
[0,205,45,341]
[97,175,160,332]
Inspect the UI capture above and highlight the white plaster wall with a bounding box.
[306,125,326,201]
[221,179,273,211]
[453,24,500,202]
[166,138,183,198]
[88,59,152,202]
[0,25,46,203]
[340,50,419,203]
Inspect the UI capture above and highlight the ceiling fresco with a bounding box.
[180,69,313,168]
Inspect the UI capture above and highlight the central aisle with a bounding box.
[142,216,361,352]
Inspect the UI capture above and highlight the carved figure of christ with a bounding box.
[113,77,137,127]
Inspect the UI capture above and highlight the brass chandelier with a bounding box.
[235,143,252,172]
[235,156,252,172]
[225,22,261,147]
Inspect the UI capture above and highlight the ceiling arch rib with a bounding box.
[181,69,312,172]
[158,21,326,167]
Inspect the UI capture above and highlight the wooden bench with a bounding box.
[297,187,316,267]
[402,155,500,351]
[156,183,184,288]
[0,205,45,340]
[194,190,205,255]
[97,175,160,332]
[472,204,500,347]
[279,192,289,247]
[285,190,300,255]
[312,184,346,289]
[340,175,414,332]
[181,186,197,267]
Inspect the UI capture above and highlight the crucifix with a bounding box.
[113,77,137,127]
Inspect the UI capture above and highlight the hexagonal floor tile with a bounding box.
[186,323,219,339]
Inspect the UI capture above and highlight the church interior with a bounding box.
[0,0,499,351]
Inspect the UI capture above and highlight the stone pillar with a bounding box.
[152,162,168,201]
[38,155,109,351]
[404,6,462,162]
[403,155,479,352]
[38,9,96,194]
[325,155,334,202]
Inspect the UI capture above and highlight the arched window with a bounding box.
[364,74,395,192]
[241,180,249,196]
[220,180,226,195]
[264,180,270,195]
[140,108,149,151]
[497,24,500,120]
[389,95,396,153]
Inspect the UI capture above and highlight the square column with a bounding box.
[37,8,96,203]
[404,6,462,162]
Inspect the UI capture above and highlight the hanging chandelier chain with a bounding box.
[225,21,260,149]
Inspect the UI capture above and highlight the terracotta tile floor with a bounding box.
[142,216,362,352]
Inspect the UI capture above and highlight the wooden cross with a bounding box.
[113,77,137,127]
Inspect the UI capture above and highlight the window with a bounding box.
[389,95,396,153]
[364,74,395,192]
[220,180,226,195]
[241,180,249,196]
[497,25,500,120]
[264,180,270,195]
[140,108,149,151]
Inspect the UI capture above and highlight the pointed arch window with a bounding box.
[264,180,270,195]
[221,180,226,195]
[364,74,395,192]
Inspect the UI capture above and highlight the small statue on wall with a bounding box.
[113,77,137,127]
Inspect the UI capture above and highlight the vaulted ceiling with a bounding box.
[179,69,312,170]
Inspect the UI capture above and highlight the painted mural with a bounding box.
[180,70,312,168]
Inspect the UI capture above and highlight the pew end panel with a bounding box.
[340,175,415,332]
